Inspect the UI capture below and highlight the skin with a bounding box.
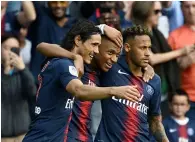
[94,37,121,72]
[182,1,195,25]
[147,1,162,28]
[169,95,190,120]
[124,35,151,76]
[48,1,69,20]
[124,35,169,142]
[1,38,25,74]
[74,34,101,64]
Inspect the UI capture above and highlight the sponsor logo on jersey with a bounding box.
[35,106,41,115]
[112,95,149,115]
[179,137,188,142]
[118,69,129,75]
[188,128,194,136]
[146,85,154,96]
[69,66,78,77]
[169,128,177,133]
[88,80,96,86]
[65,97,75,109]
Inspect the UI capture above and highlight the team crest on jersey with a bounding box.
[187,128,194,136]
[146,85,154,96]
[69,66,78,77]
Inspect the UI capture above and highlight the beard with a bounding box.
[50,8,66,21]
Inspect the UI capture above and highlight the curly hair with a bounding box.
[122,25,152,43]
[60,20,101,51]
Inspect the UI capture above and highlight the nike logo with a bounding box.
[169,129,177,133]
[118,69,129,75]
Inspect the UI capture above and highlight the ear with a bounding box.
[124,43,131,53]
[74,35,81,47]
[187,103,190,112]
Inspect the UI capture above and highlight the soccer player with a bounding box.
[94,25,169,142]
[163,89,195,142]
[22,20,140,142]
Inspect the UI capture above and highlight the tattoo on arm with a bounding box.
[149,115,169,142]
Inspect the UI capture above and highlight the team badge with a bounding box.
[146,85,154,95]
[69,66,78,77]
[188,128,194,136]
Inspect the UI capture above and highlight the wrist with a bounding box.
[97,24,106,35]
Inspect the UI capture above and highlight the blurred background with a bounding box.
[1,1,195,142]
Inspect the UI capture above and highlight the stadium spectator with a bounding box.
[168,1,195,120]
[161,1,184,33]
[163,89,195,142]
[18,27,32,67]
[1,34,36,142]
[1,1,36,35]
[89,1,132,31]
[131,1,195,118]
[28,1,76,85]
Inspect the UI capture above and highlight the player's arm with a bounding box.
[149,115,169,142]
[66,79,140,102]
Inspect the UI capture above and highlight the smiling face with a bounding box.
[95,36,121,72]
[125,35,151,68]
[48,1,69,20]
[77,34,101,64]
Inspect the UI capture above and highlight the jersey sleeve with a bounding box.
[148,76,162,116]
[56,59,79,88]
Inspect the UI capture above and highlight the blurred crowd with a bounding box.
[1,1,195,142]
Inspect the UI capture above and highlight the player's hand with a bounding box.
[73,54,84,78]
[143,65,155,82]
[103,24,123,48]
[112,85,140,102]
[9,51,25,71]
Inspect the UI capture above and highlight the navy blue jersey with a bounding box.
[66,64,100,142]
[163,116,195,142]
[23,58,78,142]
[95,55,161,142]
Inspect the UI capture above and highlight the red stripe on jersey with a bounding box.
[36,74,42,101]
[36,61,50,101]
[78,73,96,141]
[122,77,143,142]
[64,112,73,142]
[178,125,188,138]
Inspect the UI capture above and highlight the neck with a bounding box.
[20,39,26,48]
[172,115,186,120]
[91,58,99,70]
[56,17,68,27]
[185,23,195,31]
[126,55,142,77]
[145,22,153,32]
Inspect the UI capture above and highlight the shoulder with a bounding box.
[149,74,161,85]
[169,25,185,37]
[163,116,173,126]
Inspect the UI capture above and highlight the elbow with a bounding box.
[29,14,36,22]
[36,42,45,51]
[73,85,86,101]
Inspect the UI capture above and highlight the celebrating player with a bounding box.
[22,20,140,142]
[94,25,169,142]
[36,26,155,141]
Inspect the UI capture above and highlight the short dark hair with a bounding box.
[1,33,20,44]
[131,1,154,25]
[122,25,152,43]
[168,89,190,104]
[60,20,101,51]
